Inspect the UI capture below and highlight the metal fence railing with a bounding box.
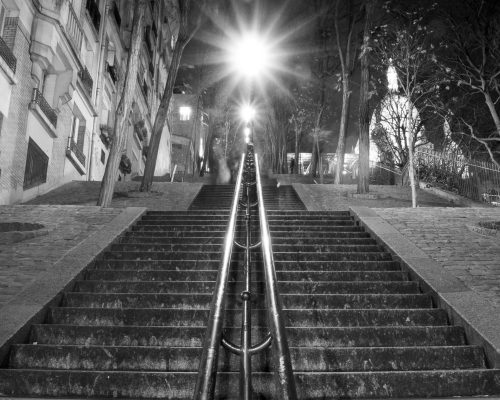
[31,89,58,128]
[415,148,500,206]
[0,36,16,73]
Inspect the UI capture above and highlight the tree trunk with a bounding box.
[357,0,374,194]
[310,138,318,177]
[335,78,351,184]
[484,91,500,137]
[140,1,193,192]
[316,135,324,183]
[97,0,146,207]
[407,101,417,207]
[294,128,300,174]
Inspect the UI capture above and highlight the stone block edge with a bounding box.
[0,206,147,367]
[350,206,500,368]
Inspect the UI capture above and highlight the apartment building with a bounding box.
[0,0,177,205]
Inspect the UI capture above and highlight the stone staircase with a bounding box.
[1,189,500,398]
[189,184,305,210]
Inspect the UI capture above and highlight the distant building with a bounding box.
[0,0,177,205]
[170,93,208,178]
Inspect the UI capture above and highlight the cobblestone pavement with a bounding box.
[293,184,468,210]
[0,206,122,308]
[372,207,500,305]
[25,181,202,210]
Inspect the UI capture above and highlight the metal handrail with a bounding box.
[194,152,246,399]
[255,153,297,400]
[194,146,297,400]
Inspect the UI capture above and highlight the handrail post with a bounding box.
[255,154,298,400]
[194,153,246,400]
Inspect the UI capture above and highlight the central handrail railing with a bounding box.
[194,145,297,400]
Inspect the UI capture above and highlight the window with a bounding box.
[101,149,106,164]
[24,138,49,190]
[179,106,191,121]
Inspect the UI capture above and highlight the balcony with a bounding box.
[0,36,16,73]
[66,137,86,174]
[65,3,83,54]
[78,67,93,96]
[112,2,121,28]
[86,0,101,32]
[31,89,57,128]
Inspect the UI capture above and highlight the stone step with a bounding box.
[102,250,392,262]
[64,293,432,310]
[125,230,371,239]
[84,269,407,282]
[274,251,393,261]
[110,243,384,254]
[93,259,401,271]
[139,215,353,222]
[131,224,365,232]
[144,210,349,216]
[29,325,467,347]
[2,369,499,398]
[47,307,447,328]
[120,236,376,245]
[74,280,419,294]
[9,344,485,372]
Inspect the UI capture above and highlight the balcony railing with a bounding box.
[24,138,49,190]
[0,36,16,73]
[78,67,93,96]
[32,89,57,127]
[112,2,121,28]
[107,63,118,84]
[67,137,86,166]
[86,0,101,32]
[66,3,83,54]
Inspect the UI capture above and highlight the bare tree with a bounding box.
[440,0,500,167]
[372,2,441,207]
[357,0,375,193]
[334,0,361,184]
[140,0,203,192]
[97,0,146,207]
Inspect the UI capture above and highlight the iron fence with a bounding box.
[32,89,57,127]
[415,148,500,206]
[0,36,16,73]
[67,137,86,166]
[78,67,93,96]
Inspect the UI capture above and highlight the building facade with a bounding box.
[0,0,177,205]
[170,93,208,178]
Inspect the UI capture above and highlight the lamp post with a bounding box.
[241,104,256,144]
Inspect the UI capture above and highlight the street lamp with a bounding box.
[241,104,256,144]
[228,33,272,80]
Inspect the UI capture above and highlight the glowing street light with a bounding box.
[244,127,251,143]
[240,104,256,123]
[228,33,272,79]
